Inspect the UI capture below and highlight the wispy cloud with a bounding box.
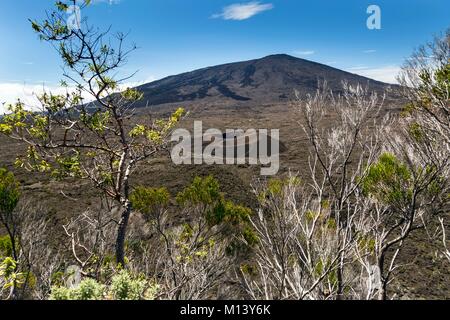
[212,2,274,21]
[363,49,377,54]
[120,76,158,89]
[293,50,315,56]
[348,65,369,71]
[346,65,401,84]
[91,0,121,5]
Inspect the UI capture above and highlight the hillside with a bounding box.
[134,54,396,108]
[0,54,446,301]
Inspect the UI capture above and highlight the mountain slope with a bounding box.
[135,54,395,107]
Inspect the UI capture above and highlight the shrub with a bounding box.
[50,278,104,300]
[0,168,20,215]
[0,236,13,258]
[362,153,413,205]
[49,270,158,300]
[110,270,153,300]
[130,187,170,217]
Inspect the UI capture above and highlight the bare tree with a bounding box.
[297,82,388,298]
[0,200,60,299]
[240,83,389,300]
[398,28,450,265]
[62,197,117,278]
[398,28,449,142]
[0,169,61,299]
[439,218,450,262]
[240,176,356,300]
[16,204,62,300]
[153,219,233,300]
[240,81,448,300]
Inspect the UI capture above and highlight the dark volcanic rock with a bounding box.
[135,54,396,108]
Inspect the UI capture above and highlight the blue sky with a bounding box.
[0,0,449,107]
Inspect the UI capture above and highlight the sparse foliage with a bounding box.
[398,28,450,266]
[0,169,60,300]
[0,1,448,301]
[0,1,185,266]
[131,176,254,300]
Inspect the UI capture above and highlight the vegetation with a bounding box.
[0,1,448,300]
[50,270,158,300]
[0,0,185,266]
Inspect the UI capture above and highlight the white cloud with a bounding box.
[212,2,273,21]
[71,0,121,5]
[91,0,121,5]
[120,76,157,89]
[0,76,157,114]
[346,65,401,84]
[363,49,377,54]
[0,82,90,114]
[293,50,315,56]
[348,65,369,71]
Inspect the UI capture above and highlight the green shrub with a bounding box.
[362,153,413,205]
[110,270,155,300]
[0,168,20,214]
[130,186,170,217]
[50,278,104,300]
[49,286,73,300]
[49,270,158,301]
[0,257,25,291]
[77,278,105,300]
[0,236,13,258]
[176,175,222,206]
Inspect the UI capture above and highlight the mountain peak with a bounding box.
[137,55,392,108]
[262,53,297,59]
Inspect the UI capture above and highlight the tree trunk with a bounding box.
[378,255,387,300]
[4,225,19,299]
[379,283,387,300]
[115,203,131,266]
